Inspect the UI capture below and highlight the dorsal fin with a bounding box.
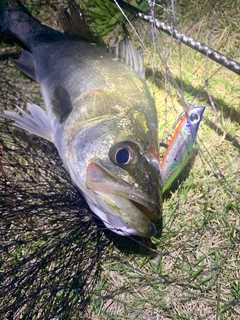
[59,2,96,42]
[109,34,146,80]
[51,86,73,123]
[59,1,145,80]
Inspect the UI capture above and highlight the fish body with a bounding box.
[1,1,162,237]
[161,106,205,193]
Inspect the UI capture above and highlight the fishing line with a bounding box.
[110,0,240,75]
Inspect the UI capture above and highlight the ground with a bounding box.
[0,0,239,319]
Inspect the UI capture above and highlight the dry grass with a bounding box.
[0,0,239,319]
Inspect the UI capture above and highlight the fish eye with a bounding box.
[115,148,131,164]
[189,113,200,124]
[109,141,140,166]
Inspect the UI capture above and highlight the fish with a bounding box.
[160,106,205,193]
[0,1,162,237]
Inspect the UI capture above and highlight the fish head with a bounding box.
[62,92,162,237]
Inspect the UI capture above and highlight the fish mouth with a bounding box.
[86,162,161,237]
[129,200,158,221]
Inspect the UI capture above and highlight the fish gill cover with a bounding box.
[0,0,239,319]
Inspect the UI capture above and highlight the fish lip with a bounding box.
[86,162,161,222]
[91,198,157,237]
[89,191,157,237]
[107,214,157,238]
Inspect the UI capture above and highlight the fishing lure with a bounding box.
[160,106,205,193]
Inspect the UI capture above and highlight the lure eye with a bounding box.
[189,113,200,124]
[109,141,140,166]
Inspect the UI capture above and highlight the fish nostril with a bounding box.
[148,184,153,194]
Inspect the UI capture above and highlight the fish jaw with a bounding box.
[85,162,160,237]
[86,191,157,237]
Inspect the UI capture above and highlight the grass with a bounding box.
[0,0,240,319]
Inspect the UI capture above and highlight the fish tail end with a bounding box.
[0,0,42,45]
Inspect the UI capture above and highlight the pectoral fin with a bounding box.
[51,86,73,123]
